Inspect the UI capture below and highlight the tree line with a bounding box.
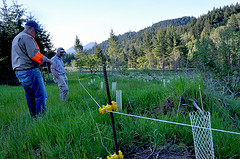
[1,0,240,84]
[74,3,240,78]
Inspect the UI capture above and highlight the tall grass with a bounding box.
[0,71,239,158]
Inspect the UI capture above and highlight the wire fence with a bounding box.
[78,78,240,158]
[78,79,240,135]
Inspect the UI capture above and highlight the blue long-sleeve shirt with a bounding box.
[50,55,66,75]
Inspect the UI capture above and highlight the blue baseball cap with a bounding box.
[57,47,66,53]
[25,20,42,32]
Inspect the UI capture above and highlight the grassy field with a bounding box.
[0,70,239,158]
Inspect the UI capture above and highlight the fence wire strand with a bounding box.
[78,79,240,136]
[78,79,101,108]
[78,79,110,155]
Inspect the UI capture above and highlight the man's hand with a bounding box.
[48,59,57,68]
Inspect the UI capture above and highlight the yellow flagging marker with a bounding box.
[99,101,117,114]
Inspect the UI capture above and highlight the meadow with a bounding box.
[0,70,239,158]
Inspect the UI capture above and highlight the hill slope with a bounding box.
[87,16,194,53]
[66,42,96,54]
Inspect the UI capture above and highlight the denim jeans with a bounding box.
[15,68,47,117]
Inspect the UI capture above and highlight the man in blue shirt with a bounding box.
[51,47,68,101]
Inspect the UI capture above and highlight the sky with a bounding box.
[6,0,240,50]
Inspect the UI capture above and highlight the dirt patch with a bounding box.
[125,145,195,159]
[163,97,175,115]
[146,98,196,158]
[152,97,175,116]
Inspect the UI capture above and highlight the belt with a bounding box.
[14,67,37,71]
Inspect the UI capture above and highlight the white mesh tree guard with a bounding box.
[189,111,215,159]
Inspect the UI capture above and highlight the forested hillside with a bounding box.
[84,3,240,75]
[1,1,240,85]
[89,16,194,53]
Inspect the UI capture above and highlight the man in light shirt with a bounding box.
[51,47,68,101]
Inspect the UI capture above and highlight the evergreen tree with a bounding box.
[153,28,167,70]
[165,25,185,71]
[94,44,106,64]
[171,35,181,71]
[74,35,86,70]
[136,48,147,68]
[227,14,239,31]
[201,19,211,38]
[74,35,84,57]
[165,25,175,69]
[128,45,138,68]
[185,36,197,70]
[0,0,53,84]
[193,36,217,72]
[107,29,122,71]
[143,30,154,68]
[0,0,25,84]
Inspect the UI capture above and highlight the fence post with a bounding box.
[102,63,119,155]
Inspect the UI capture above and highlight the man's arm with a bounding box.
[51,67,59,79]
[25,35,45,64]
[47,59,57,68]
[24,35,56,67]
